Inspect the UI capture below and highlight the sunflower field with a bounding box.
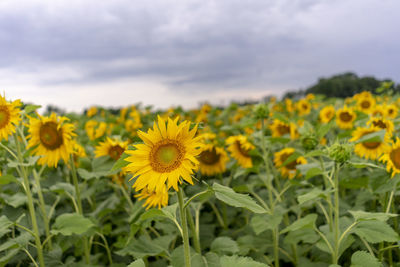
[1,89,400,267]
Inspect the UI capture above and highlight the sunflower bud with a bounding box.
[253,104,269,119]
[327,142,353,164]
[301,134,318,151]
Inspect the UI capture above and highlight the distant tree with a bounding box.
[305,72,397,98]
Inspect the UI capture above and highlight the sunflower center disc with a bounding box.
[235,141,250,157]
[339,112,353,122]
[150,140,185,173]
[280,153,297,170]
[361,131,381,149]
[277,125,290,135]
[109,145,124,160]
[199,148,220,165]
[372,120,386,129]
[40,122,63,150]
[0,106,10,128]
[361,100,371,109]
[390,148,400,170]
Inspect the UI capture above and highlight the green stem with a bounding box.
[177,188,191,267]
[119,183,135,211]
[333,163,340,264]
[33,169,52,250]
[273,228,280,267]
[187,208,201,254]
[14,134,45,267]
[69,156,90,264]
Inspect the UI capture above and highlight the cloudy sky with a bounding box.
[1,0,399,112]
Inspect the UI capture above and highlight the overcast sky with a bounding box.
[1,0,399,112]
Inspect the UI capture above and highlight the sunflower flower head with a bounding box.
[135,185,169,209]
[0,94,22,141]
[350,126,390,160]
[198,144,229,176]
[274,148,307,179]
[95,137,129,161]
[336,106,356,129]
[27,113,76,167]
[380,137,400,178]
[226,135,255,168]
[125,116,203,193]
[327,142,353,164]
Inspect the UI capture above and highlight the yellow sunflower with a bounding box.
[198,144,229,176]
[380,137,400,178]
[226,135,255,168]
[336,106,356,129]
[86,106,98,117]
[356,96,375,114]
[284,98,295,113]
[297,99,311,116]
[274,148,307,179]
[370,105,385,117]
[0,94,21,141]
[319,105,335,123]
[85,120,107,140]
[27,113,75,167]
[135,185,169,209]
[367,117,394,136]
[125,116,203,193]
[385,104,398,119]
[350,126,390,160]
[95,137,129,160]
[269,119,298,139]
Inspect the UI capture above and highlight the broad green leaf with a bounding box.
[353,220,399,243]
[298,188,327,204]
[281,214,318,234]
[349,210,398,222]
[305,168,325,180]
[282,151,302,167]
[51,213,95,236]
[117,235,171,258]
[127,259,145,267]
[24,104,41,114]
[251,212,283,235]
[3,192,27,208]
[348,161,385,170]
[350,251,381,267]
[220,255,269,267]
[355,130,386,144]
[284,228,319,245]
[0,216,13,239]
[305,150,326,158]
[211,237,239,255]
[111,152,130,172]
[171,245,207,267]
[212,183,267,213]
[0,174,17,185]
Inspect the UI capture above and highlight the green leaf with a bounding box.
[305,150,326,158]
[350,251,381,267]
[353,220,399,243]
[24,104,41,114]
[355,129,386,144]
[0,174,17,185]
[281,214,318,234]
[2,192,27,208]
[305,168,325,180]
[348,161,385,170]
[139,203,178,222]
[349,210,398,222]
[298,188,331,204]
[127,259,145,267]
[220,255,269,267]
[51,213,95,236]
[0,216,13,239]
[281,151,302,167]
[212,183,267,213]
[111,152,130,172]
[211,237,239,255]
[251,212,283,235]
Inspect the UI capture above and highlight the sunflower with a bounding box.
[27,113,75,167]
[385,104,398,119]
[0,94,21,141]
[319,105,335,123]
[135,185,169,209]
[226,135,255,168]
[85,120,107,140]
[86,106,98,117]
[125,116,202,193]
[284,98,295,113]
[350,126,390,160]
[370,105,385,117]
[269,119,298,139]
[198,144,229,176]
[356,96,375,113]
[380,137,400,178]
[95,137,129,160]
[336,106,356,129]
[367,117,394,136]
[297,99,311,116]
[274,148,307,179]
